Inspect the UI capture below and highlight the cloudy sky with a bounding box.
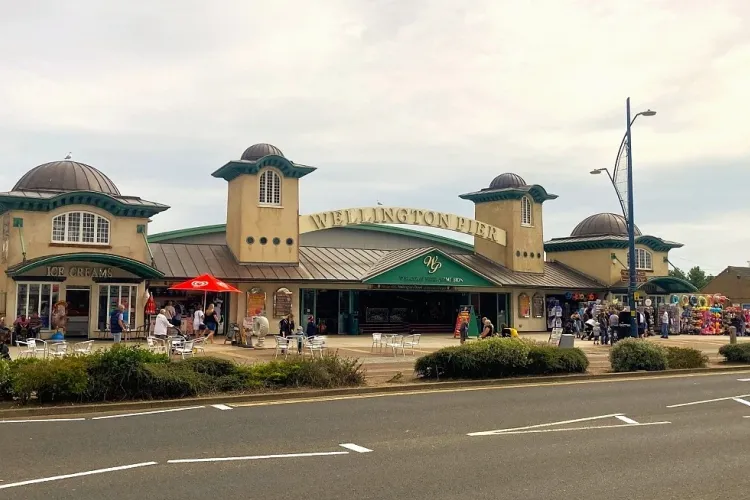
[1,0,748,274]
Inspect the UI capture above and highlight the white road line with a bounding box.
[167,451,349,464]
[615,415,639,425]
[732,397,750,407]
[339,443,373,453]
[0,462,158,490]
[91,406,205,420]
[486,422,671,436]
[468,413,624,436]
[738,379,750,382]
[666,394,750,408]
[211,404,233,410]
[0,418,86,424]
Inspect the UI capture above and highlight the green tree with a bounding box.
[670,266,713,289]
[669,268,687,280]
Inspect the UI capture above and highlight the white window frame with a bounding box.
[51,211,110,245]
[99,284,138,330]
[15,282,60,330]
[521,196,532,227]
[628,248,653,271]
[258,169,282,206]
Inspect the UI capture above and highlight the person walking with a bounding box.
[459,319,469,344]
[660,310,670,339]
[110,304,127,343]
[154,308,171,338]
[203,304,219,344]
[193,304,206,338]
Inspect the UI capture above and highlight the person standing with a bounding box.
[110,304,127,344]
[165,301,176,324]
[660,309,670,339]
[193,304,205,338]
[203,304,219,344]
[459,319,469,344]
[153,309,171,338]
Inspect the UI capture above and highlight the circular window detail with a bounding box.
[246,236,255,244]
[523,251,528,257]
[272,237,281,245]
[259,237,268,245]
[537,252,542,258]
[286,238,294,245]
[516,250,521,257]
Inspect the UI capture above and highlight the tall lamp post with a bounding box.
[591,98,656,338]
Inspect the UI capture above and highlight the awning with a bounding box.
[6,252,164,279]
[636,276,699,294]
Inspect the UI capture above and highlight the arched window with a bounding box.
[628,248,653,270]
[51,211,110,245]
[259,169,281,206]
[521,197,532,226]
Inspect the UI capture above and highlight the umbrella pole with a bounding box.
[203,291,207,311]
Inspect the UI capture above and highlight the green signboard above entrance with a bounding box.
[364,251,494,287]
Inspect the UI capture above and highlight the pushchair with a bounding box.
[582,319,597,340]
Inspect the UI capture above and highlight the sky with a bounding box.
[0,0,748,275]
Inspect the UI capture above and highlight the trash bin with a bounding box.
[559,334,575,349]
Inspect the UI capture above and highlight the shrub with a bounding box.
[86,345,169,401]
[0,359,11,400]
[414,338,589,379]
[664,346,708,369]
[525,345,589,374]
[609,339,668,372]
[718,343,750,363]
[139,363,214,399]
[12,356,89,404]
[290,355,365,388]
[180,357,237,378]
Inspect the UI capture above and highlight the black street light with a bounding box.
[591,99,656,338]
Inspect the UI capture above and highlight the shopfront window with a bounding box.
[15,282,59,329]
[98,284,137,329]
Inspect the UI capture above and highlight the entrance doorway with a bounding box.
[66,287,91,338]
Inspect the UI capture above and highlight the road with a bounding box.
[3,371,750,499]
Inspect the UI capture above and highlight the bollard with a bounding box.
[729,326,737,344]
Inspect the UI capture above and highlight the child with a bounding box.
[592,322,601,345]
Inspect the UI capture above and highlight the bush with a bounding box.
[0,359,11,400]
[525,345,590,374]
[139,363,214,399]
[665,346,708,369]
[12,356,89,404]
[719,343,750,363]
[609,339,668,372]
[290,355,365,388]
[180,357,237,378]
[414,338,588,379]
[86,345,169,401]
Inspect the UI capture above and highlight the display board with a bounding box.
[548,327,563,346]
[454,305,479,339]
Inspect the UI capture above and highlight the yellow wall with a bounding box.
[7,206,150,264]
[235,283,301,329]
[474,198,545,273]
[549,246,669,287]
[510,289,547,332]
[225,168,300,264]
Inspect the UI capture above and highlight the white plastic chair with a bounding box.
[48,342,68,359]
[402,334,421,355]
[274,336,290,358]
[72,340,94,355]
[306,337,327,358]
[386,335,405,356]
[16,339,37,358]
[193,336,206,355]
[173,340,195,359]
[371,333,384,352]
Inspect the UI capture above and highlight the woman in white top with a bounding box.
[154,309,171,337]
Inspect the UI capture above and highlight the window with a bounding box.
[98,284,137,330]
[259,169,281,205]
[521,197,532,226]
[51,211,110,245]
[628,248,653,270]
[16,282,60,329]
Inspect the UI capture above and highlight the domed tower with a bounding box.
[459,173,558,273]
[13,160,122,196]
[211,143,316,265]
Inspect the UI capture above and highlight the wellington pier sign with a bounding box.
[299,206,507,246]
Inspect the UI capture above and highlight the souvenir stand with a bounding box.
[672,293,730,335]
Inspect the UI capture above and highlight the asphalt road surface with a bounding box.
[4,371,750,499]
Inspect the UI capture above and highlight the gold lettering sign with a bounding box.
[423,255,442,274]
[300,207,507,246]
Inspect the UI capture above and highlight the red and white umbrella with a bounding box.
[169,274,241,309]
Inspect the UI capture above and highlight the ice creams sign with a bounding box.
[46,266,113,278]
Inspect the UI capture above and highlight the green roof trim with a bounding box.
[0,191,168,218]
[211,155,317,182]
[6,252,164,279]
[634,276,699,294]
[544,235,683,253]
[459,185,558,204]
[147,222,476,252]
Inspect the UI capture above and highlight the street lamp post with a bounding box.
[591,99,656,338]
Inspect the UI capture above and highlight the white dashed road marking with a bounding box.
[91,406,205,420]
[211,404,233,410]
[339,443,373,453]
[0,462,158,490]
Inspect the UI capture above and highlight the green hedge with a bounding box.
[610,340,708,372]
[718,343,750,363]
[414,338,589,379]
[2,345,365,405]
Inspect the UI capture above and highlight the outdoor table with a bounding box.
[286,334,306,354]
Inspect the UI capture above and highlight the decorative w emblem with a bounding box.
[423,255,442,274]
